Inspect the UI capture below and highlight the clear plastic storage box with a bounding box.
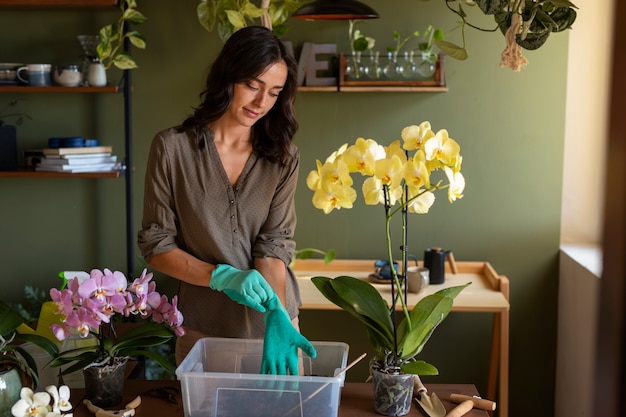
[175,337,349,417]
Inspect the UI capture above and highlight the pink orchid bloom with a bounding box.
[78,269,120,302]
[129,268,153,296]
[50,288,74,317]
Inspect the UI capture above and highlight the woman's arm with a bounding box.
[255,256,287,307]
[149,248,216,287]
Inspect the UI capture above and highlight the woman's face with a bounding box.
[227,60,288,129]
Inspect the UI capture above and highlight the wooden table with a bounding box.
[339,383,490,417]
[70,380,490,417]
[293,259,509,417]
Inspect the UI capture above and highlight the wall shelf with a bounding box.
[298,52,448,93]
[1,0,136,275]
[0,0,116,8]
[0,168,121,178]
[298,85,448,93]
[0,86,119,93]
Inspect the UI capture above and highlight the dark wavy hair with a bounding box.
[179,26,298,165]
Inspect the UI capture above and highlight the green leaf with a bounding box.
[353,37,369,52]
[126,32,147,50]
[399,295,452,359]
[225,10,247,30]
[311,276,394,347]
[122,8,147,25]
[243,2,266,19]
[0,301,24,336]
[197,2,217,32]
[547,0,578,8]
[434,39,469,60]
[112,53,138,70]
[400,360,439,375]
[324,249,336,264]
[434,282,471,299]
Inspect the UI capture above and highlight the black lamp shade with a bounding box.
[292,0,380,20]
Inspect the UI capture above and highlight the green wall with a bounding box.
[0,1,568,416]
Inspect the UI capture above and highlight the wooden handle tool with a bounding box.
[449,394,496,411]
[447,251,458,274]
[445,400,474,417]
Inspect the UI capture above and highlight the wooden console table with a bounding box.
[293,259,510,417]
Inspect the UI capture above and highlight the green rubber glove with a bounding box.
[209,264,275,313]
[261,298,317,375]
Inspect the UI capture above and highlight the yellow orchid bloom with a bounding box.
[403,151,431,190]
[319,158,353,187]
[375,154,404,189]
[343,137,378,176]
[407,189,436,214]
[306,160,324,191]
[384,140,407,162]
[444,166,465,203]
[424,129,461,166]
[326,143,348,164]
[401,121,435,151]
[362,176,383,205]
[312,181,357,214]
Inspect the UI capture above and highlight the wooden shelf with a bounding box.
[297,52,448,93]
[298,85,448,93]
[0,85,119,93]
[0,168,121,178]
[0,0,117,8]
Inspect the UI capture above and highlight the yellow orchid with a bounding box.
[424,129,461,166]
[403,150,431,190]
[444,166,465,203]
[307,121,468,380]
[401,121,435,151]
[312,180,357,214]
[375,154,404,189]
[384,140,408,162]
[342,138,379,176]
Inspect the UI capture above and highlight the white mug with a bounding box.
[407,266,429,294]
[17,64,52,86]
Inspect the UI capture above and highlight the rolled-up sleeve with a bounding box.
[137,133,180,262]
[251,148,299,266]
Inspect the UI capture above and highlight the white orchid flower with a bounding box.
[45,385,72,413]
[11,387,51,417]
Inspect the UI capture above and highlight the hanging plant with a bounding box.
[97,0,148,70]
[433,0,578,71]
[197,0,308,41]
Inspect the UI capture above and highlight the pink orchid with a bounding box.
[49,268,185,373]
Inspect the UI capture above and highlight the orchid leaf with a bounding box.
[399,294,452,360]
[0,301,24,336]
[400,360,439,376]
[434,282,471,300]
[312,276,394,346]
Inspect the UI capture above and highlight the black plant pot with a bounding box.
[0,124,17,171]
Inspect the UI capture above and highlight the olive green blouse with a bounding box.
[137,127,300,339]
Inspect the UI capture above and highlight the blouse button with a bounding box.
[230,200,234,204]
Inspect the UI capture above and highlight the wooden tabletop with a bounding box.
[70,380,491,417]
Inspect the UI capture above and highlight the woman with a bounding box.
[137,26,315,375]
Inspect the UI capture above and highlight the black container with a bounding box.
[423,247,448,285]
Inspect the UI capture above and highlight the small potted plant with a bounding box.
[47,268,184,408]
[0,301,59,416]
[306,121,469,415]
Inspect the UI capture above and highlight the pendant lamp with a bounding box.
[292,0,380,20]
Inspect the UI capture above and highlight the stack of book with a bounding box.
[35,146,120,173]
